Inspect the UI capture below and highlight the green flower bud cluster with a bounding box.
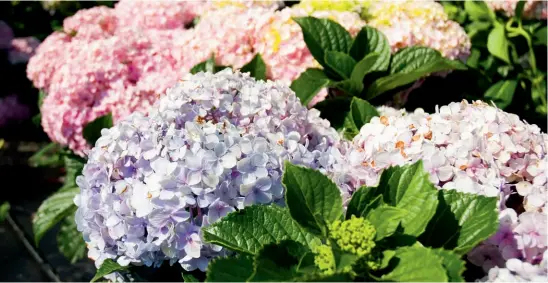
[314,244,336,275]
[329,216,376,257]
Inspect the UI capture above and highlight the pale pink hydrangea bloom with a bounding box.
[328,100,548,280]
[115,0,203,30]
[8,37,41,64]
[0,95,30,127]
[63,6,118,40]
[487,0,547,20]
[0,20,14,49]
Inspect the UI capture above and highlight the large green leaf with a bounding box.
[366,206,407,241]
[376,161,439,236]
[291,68,331,106]
[190,56,215,74]
[206,255,254,282]
[514,0,526,22]
[248,240,308,282]
[534,26,547,46]
[389,47,442,74]
[91,259,127,282]
[28,143,64,168]
[342,97,379,139]
[487,24,510,63]
[293,17,353,67]
[241,54,267,81]
[419,190,498,255]
[380,246,447,282]
[202,205,320,255]
[464,0,495,22]
[324,51,356,79]
[83,113,113,146]
[282,162,344,236]
[330,79,362,96]
[349,26,390,71]
[432,249,465,282]
[484,79,518,109]
[346,187,383,219]
[350,52,380,84]
[57,214,86,264]
[33,186,79,245]
[365,58,467,100]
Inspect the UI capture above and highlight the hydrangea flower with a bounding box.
[487,0,547,20]
[329,215,376,257]
[75,70,340,272]
[329,100,548,279]
[8,37,41,65]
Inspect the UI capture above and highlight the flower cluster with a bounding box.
[0,95,30,127]
[329,215,376,257]
[74,70,340,272]
[329,100,547,280]
[0,20,40,64]
[487,0,547,20]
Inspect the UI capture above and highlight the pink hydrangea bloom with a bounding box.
[115,0,202,30]
[8,37,41,64]
[487,0,547,20]
[0,95,30,127]
[0,20,14,50]
[328,100,548,279]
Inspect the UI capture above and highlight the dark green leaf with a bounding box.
[29,143,64,168]
[248,240,308,281]
[241,54,267,81]
[419,190,498,255]
[182,273,200,282]
[346,187,383,219]
[514,0,526,22]
[38,90,46,108]
[190,56,216,74]
[83,113,113,146]
[0,202,10,223]
[283,162,344,236]
[342,97,379,139]
[389,47,442,74]
[293,17,353,67]
[375,161,439,236]
[202,205,320,255]
[33,187,79,245]
[484,79,518,109]
[291,68,331,106]
[324,51,356,79]
[487,24,510,63]
[57,214,86,264]
[330,79,362,96]
[365,58,467,100]
[296,272,353,282]
[331,243,359,273]
[91,259,127,282]
[381,246,447,282]
[350,53,380,84]
[314,96,351,130]
[432,249,465,282]
[349,26,390,72]
[464,0,495,22]
[366,206,407,241]
[206,255,253,282]
[534,26,547,46]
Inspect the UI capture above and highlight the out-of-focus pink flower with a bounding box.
[8,37,41,64]
[115,0,202,30]
[63,6,118,40]
[0,95,30,127]
[487,0,547,20]
[0,20,14,50]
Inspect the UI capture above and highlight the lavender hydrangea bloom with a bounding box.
[74,70,341,272]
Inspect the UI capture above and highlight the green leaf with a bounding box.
[33,186,79,245]
[379,250,396,270]
[366,206,407,241]
[291,68,331,106]
[381,246,447,282]
[330,79,362,96]
[331,242,359,273]
[346,188,383,219]
[350,52,380,84]
[191,56,216,74]
[296,273,353,282]
[202,205,320,255]
[487,24,510,63]
[206,255,253,282]
[365,58,467,100]
[464,0,495,22]
[182,273,200,282]
[514,0,526,22]
[349,26,390,71]
[28,143,64,168]
[293,17,353,67]
[57,214,86,264]
[342,97,379,140]
[282,162,344,236]
[91,259,127,282]
[375,161,439,236]
[241,54,267,81]
[389,47,442,74]
[324,51,357,79]
[248,240,308,282]
[0,201,10,223]
[484,79,518,109]
[432,249,465,282]
[83,113,113,146]
[534,26,547,46]
[419,190,498,255]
